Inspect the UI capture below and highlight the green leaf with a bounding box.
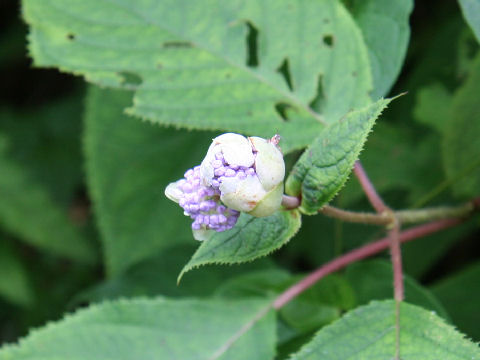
[402,220,476,278]
[0,95,84,206]
[216,270,355,335]
[0,135,96,263]
[458,0,480,43]
[215,269,292,299]
[72,244,276,304]
[279,274,355,334]
[290,300,480,360]
[431,261,480,341]
[0,297,276,360]
[23,0,373,152]
[0,240,34,308]
[179,210,301,282]
[413,82,452,132]
[443,53,480,198]
[339,123,445,207]
[345,0,413,98]
[345,260,449,319]
[286,98,391,214]
[84,86,218,276]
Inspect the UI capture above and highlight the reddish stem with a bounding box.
[389,222,404,301]
[354,161,405,304]
[353,161,388,213]
[273,218,462,309]
[282,195,301,210]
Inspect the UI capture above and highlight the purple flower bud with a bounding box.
[224,168,236,177]
[212,160,223,168]
[165,164,239,241]
[210,214,218,225]
[192,222,201,230]
[214,167,226,177]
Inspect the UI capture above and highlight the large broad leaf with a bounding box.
[215,270,355,336]
[23,0,373,152]
[0,298,276,360]
[179,210,301,282]
[290,300,480,359]
[0,95,84,206]
[413,82,452,133]
[345,0,413,98]
[458,0,480,43]
[286,98,391,214]
[0,135,96,263]
[443,53,480,198]
[84,86,217,276]
[431,261,480,341]
[72,244,276,305]
[345,260,449,319]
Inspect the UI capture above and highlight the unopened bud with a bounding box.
[165,133,286,241]
[200,133,285,217]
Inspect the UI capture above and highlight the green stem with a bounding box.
[395,203,475,224]
[320,200,478,226]
[320,205,392,225]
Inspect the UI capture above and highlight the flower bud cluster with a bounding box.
[165,133,285,241]
[165,166,240,240]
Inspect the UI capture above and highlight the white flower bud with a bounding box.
[200,133,285,217]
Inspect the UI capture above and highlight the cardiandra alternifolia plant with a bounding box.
[0,0,479,359]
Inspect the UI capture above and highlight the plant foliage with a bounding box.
[0,0,478,358]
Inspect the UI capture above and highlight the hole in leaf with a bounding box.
[66,33,75,41]
[275,102,293,121]
[118,71,143,87]
[276,58,294,91]
[323,34,334,48]
[309,74,326,113]
[245,22,259,67]
[162,41,193,48]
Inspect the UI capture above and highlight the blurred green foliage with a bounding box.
[0,0,478,357]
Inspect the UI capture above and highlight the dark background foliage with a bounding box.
[0,0,478,349]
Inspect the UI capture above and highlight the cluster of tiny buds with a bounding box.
[209,149,256,189]
[177,166,239,232]
[166,132,286,240]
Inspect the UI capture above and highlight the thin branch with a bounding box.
[320,201,478,226]
[282,195,301,209]
[353,161,388,213]
[395,203,475,223]
[320,205,392,225]
[273,218,462,309]
[389,218,404,301]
